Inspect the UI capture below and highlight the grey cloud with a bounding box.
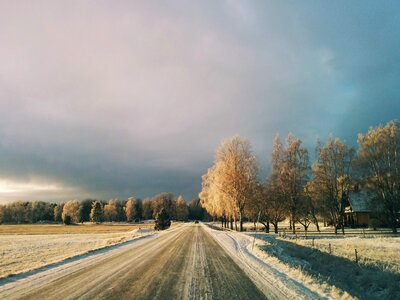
[0,1,399,202]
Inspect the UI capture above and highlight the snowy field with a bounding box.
[282,235,400,274]
[0,228,154,279]
[250,233,400,299]
[0,223,154,235]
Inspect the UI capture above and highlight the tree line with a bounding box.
[200,120,400,233]
[0,192,207,224]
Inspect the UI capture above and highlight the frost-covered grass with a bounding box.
[242,221,395,236]
[253,233,400,299]
[0,223,153,235]
[0,227,154,279]
[290,235,400,274]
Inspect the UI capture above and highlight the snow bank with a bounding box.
[130,228,155,234]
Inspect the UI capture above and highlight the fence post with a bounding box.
[329,243,332,254]
[355,249,358,263]
[312,237,315,248]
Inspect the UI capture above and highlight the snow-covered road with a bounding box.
[204,224,334,299]
[0,224,266,299]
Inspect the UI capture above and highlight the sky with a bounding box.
[0,1,399,203]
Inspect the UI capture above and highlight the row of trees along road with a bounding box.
[200,120,400,233]
[0,193,208,224]
[199,137,259,232]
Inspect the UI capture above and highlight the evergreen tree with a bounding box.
[80,199,95,222]
[90,201,103,223]
[154,209,171,230]
[54,204,64,223]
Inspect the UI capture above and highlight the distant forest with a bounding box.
[0,193,208,224]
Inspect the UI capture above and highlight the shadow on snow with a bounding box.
[261,238,400,300]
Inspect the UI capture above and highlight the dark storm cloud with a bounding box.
[0,1,399,202]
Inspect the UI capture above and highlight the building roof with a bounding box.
[347,190,372,213]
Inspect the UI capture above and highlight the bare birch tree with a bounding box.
[358,121,400,233]
[62,200,81,224]
[312,137,354,234]
[200,136,259,231]
[125,197,136,222]
[104,199,119,222]
[277,133,310,234]
[264,178,288,233]
[175,196,189,221]
[214,136,259,231]
[267,135,288,233]
[199,166,229,227]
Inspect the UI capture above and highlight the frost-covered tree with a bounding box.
[154,208,171,230]
[295,195,314,232]
[358,121,400,233]
[265,178,288,234]
[29,201,52,222]
[80,199,95,222]
[175,196,189,221]
[103,199,119,222]
[62,200,81,224]
[246,136,290,234]
[151,193,176,219]
[54,203,64,223]
[312,137,354,234]
[303,182,321,232]
[124,197,142,222]
[200,136,259,231]
[275,133,310,234]
[90,201,103,223]
[263,135,290,233]
[134,199,143,221]
[244,183,266,231]
[199,166,224,224]
[0,205,5,224]
[125,197,136,222]
[142,199,153,220]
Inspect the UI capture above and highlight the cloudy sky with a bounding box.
[0,1,399,203]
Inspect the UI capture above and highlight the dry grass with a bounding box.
[0,223,154,235]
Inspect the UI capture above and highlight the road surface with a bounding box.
[0,224,266,300]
